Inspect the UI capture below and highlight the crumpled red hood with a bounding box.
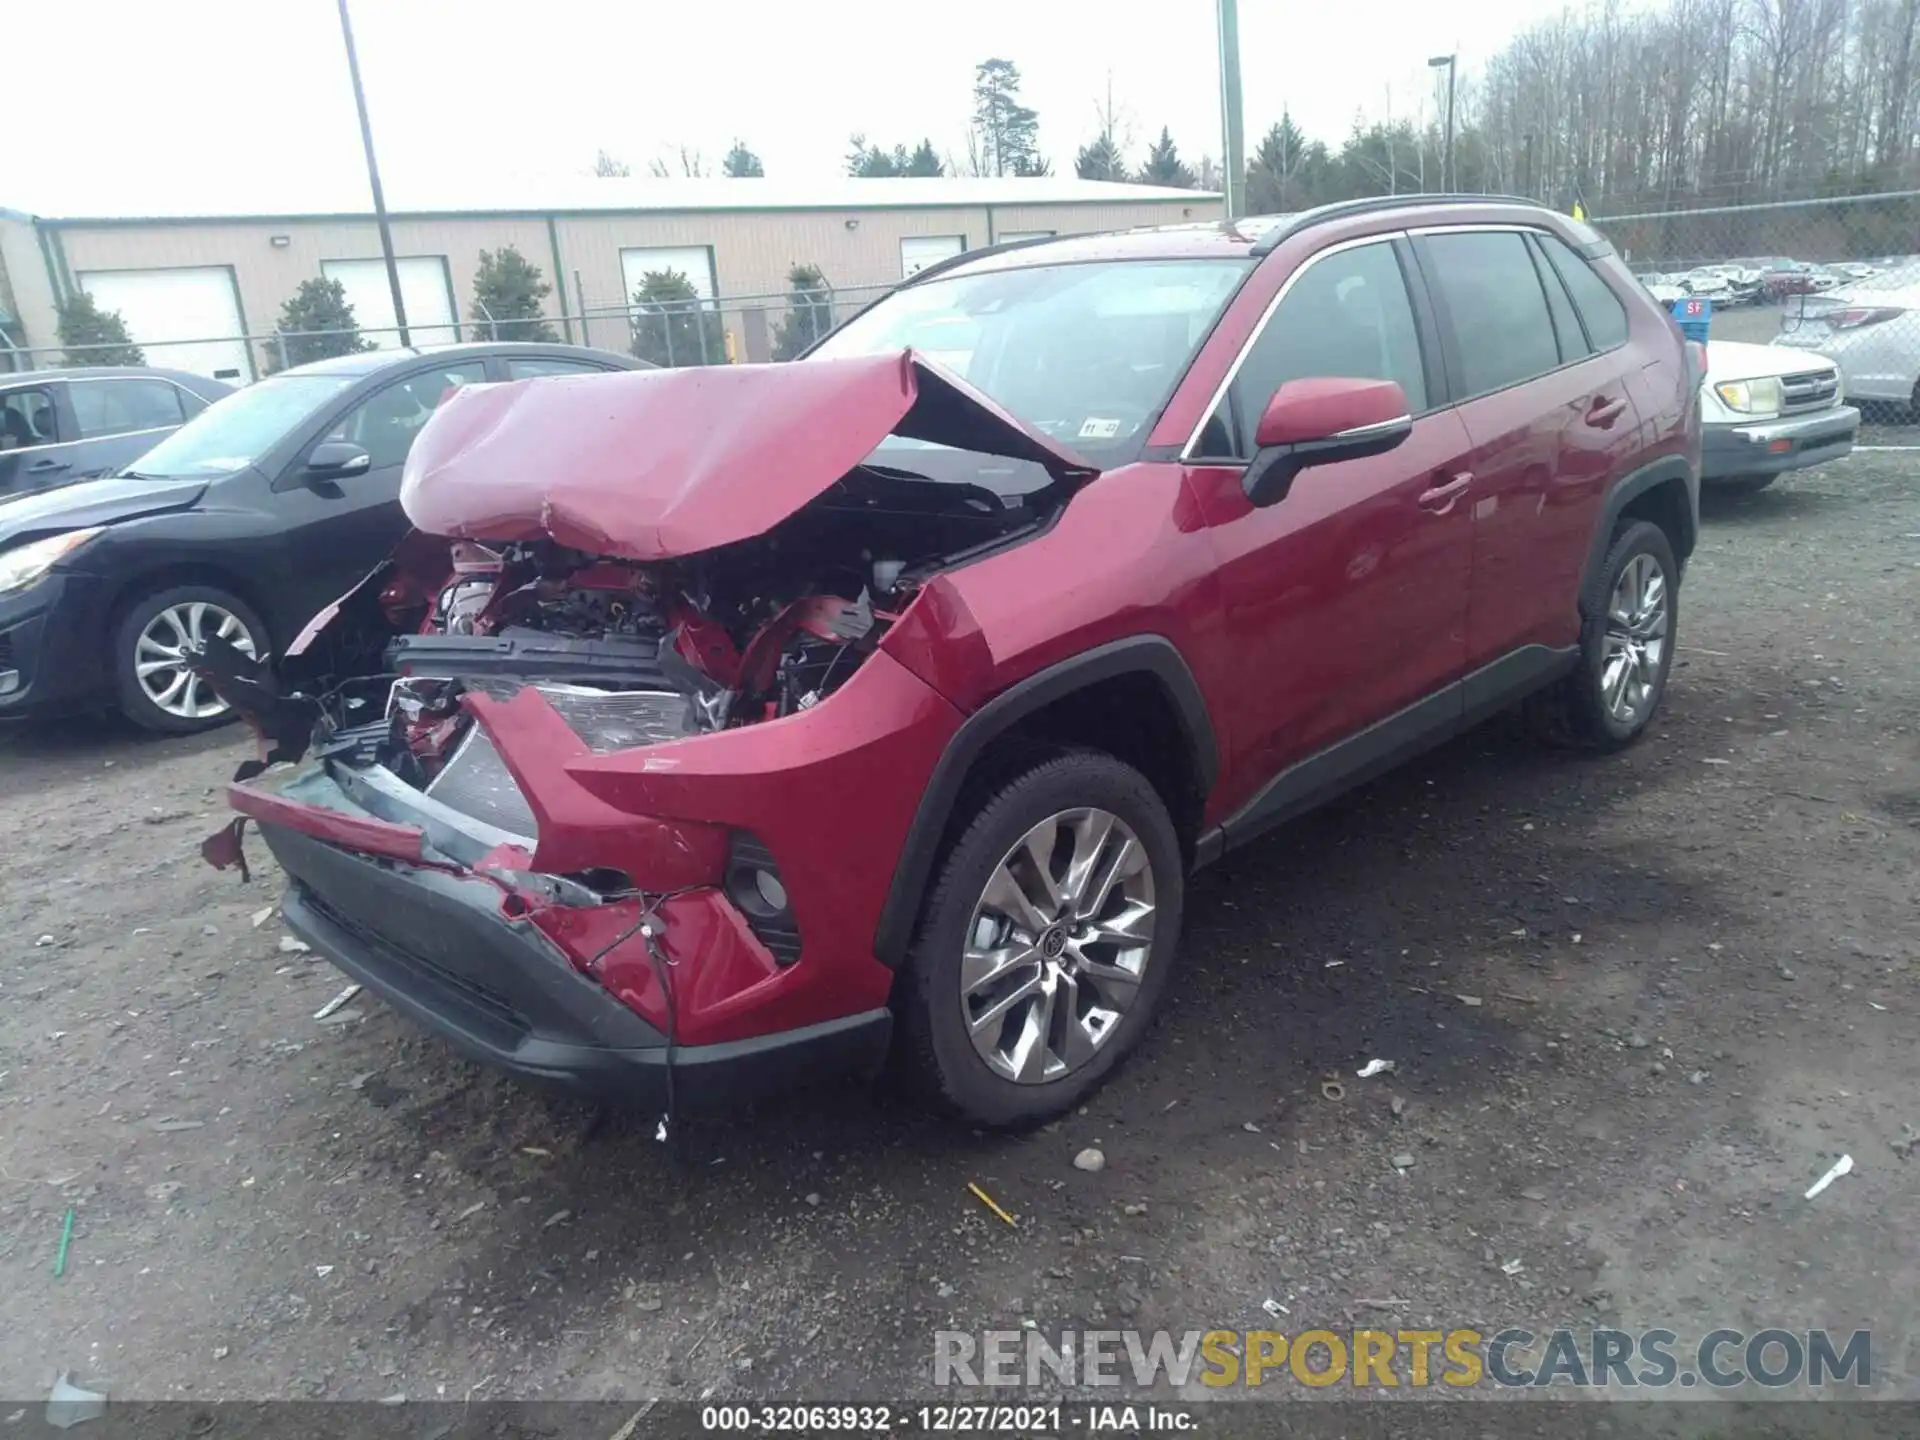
[399,350,1097,561]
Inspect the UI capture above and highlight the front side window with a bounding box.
[69,378,186,439]
[1198,241,1427,459]
[325,362,487,470]
[1424,230,1563,398]
[814,259,1252,462]
[0,387,58,450]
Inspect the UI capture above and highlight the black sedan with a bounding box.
[0,342,647,733]
[1,367,235,498]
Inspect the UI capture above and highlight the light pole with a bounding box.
[1217,0,1246,218]
[1428,53,1456,194]
[337,0,410,347]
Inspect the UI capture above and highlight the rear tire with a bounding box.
[112,584,267,735]
[897,750,1184,1128]
[1526,520,1678,752]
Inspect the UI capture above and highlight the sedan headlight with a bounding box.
[0,528,102,594]
[1714,377,1785,414]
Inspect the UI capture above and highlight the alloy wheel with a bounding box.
[1601,552,1668,727]
[135,601,255,721]
[960,807,1157,1084]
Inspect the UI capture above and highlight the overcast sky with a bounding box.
[8,0,1558,213]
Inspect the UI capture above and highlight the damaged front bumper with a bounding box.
[210,642,964,1109]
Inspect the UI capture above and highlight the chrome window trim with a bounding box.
[0,423,179,458]
[1180,232,1410,461]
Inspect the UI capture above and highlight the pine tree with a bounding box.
[772,264,834,361]
[901,140,944,176]
[972,59,1043,176]
[56,292,145,367]
[723,140,765,177]
[1246,114,1310,212]
[629,270,725,368]
[1076,132,1127,180]
[1138,127,1197,188]
[265,277,375,373]
[471,246,558,343]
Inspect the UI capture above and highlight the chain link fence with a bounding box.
[0,276,902,379]
[1591,190,1920,419]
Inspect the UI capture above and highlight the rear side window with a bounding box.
[1200,240,1428,458]
[1423,231,1562,397]
[1537,233,1629,349]
[70,378,187,438]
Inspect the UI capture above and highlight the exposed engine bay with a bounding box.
[197,462,1054,838]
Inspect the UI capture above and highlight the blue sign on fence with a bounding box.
[1671,295,1712,345]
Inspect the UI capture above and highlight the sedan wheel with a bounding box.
[136,601,256,722]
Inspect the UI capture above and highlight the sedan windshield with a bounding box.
[126,374,358,479]
[812,259,1253,462]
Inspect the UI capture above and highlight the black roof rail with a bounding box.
[896,231,1071,288]
[1251,193,1548,254]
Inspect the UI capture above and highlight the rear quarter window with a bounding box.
[1538,233,1630,350]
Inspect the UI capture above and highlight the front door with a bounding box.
[267,359,488,623]
[1184,237,1475,813]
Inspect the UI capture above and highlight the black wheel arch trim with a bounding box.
[872,634,1218,969]
[1581,455,1697,616]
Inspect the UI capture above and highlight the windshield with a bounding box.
[126,374,358,479]
[811,259,1252,462]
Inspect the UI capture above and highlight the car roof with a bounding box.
[277,341,641,378]
[915,194,1603,285]
[0,365,230,391]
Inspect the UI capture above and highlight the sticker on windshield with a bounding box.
[1079,417,1123,440]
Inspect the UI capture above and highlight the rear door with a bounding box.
[1413,226,1639,665]
[1185,235,1476,792]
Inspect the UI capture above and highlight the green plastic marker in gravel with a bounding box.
[53,1207,74,1278]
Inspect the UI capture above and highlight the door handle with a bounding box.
[1418,472,1472,511]
[1585,395,1628,428]
[27,459,71,473]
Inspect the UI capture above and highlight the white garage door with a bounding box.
[619,246,717,302]
[322,257,459,348]
[74,267,252,383]
[901,234,966,277]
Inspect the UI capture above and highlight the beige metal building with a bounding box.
[0,177,1223,381]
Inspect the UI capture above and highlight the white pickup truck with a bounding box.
[1700,339,1859,493]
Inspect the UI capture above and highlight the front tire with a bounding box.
[1527,519,1678,751]
[112,585,266,735]
[898,750,1184,1128]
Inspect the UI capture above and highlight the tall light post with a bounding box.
[337,0,410,347]
[1428,53,1457,194]
[1217,0,1246,218]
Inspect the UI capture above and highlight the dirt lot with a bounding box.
[1,454,1916,1415]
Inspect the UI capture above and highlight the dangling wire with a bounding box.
[584,887,698,1145]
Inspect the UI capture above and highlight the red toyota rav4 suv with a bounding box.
[197,197,1699,1129]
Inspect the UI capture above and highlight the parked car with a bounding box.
[1682,269,1737,305]
[1,368,233,499]
[1700,340,1857,492]
[195,199,1699,1127]
[1761,259,1820,302]
[1639,273,1687,305]
[0,343,644,732]
[1773,276,1920,411]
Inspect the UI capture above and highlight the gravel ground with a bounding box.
[1,453,1916,1415]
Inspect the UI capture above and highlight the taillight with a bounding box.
[1831,306,1904,330]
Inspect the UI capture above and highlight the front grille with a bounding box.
[300,884,531,1044]
[1781,368,1840,412]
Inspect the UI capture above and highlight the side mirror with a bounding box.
[1243,377,1413,508]
[304,440,372,480]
